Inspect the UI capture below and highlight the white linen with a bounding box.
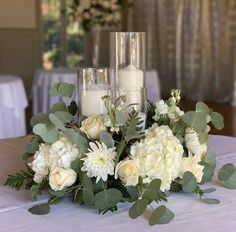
[32,68,160,115]
[0,135,235,231]
[0,75,28,139]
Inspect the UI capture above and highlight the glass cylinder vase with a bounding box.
[110,32,146,125]
[78,68,110,116]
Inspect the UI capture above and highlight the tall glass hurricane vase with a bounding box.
[110,32,147,126]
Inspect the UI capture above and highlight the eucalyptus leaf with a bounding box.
[142,179,161,202]
[25,141,39,154]
[149,205,175,225]
[211,112,224,130]
[49,113,65,130]
[49,83,60,96]
[33,123,47,135]
[54,111,74,123]
[115,111,126,124]
[201,198,220,204]
[82,174,95,206]
[30,113,50,127]
[49,188,65,197]
[94,189,122,211]
[48,196,64,205]
[223,172,236,189]
[196,102,210,114]
[182,111,206,132]
[198,132,208,144]
[202,188,216,193]
[100,131,115,148]
[41,128,59,144]
[218,163,235,181]
[58,83,75,98]
[50,102,67,113]
[129,199,149,219]
[63,129,88,149]
[182,171,197,193]
[71,159,82,173]
[28,203,50,215]
[126,186,139,202]
[201,152,216,183]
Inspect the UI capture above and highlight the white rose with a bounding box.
[81,115,106,140]
[49,167,77,191]
[115,159,139,186]
[185,128,202,156]
[178,155,204,183]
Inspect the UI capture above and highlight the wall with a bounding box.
[0,0,42,94]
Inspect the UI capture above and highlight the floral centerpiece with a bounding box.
[73,0,130,31]
[5,83,236,226]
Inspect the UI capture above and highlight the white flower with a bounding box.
[49,167,77,191]
[178,155,204,183]
[81,115,106,140]
[49,135,81,169]
[115,159,139,186]
[185,128,202,156]
[81,142,116,182]
[131,124,184,191]
[30,144,51,183]
[152,100,168,121]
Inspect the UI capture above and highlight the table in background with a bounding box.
[32,68,160,115]
[0,135,236,232]
[0,75,28,139]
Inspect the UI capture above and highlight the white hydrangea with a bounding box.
[81,142,116,182]
[130,124,184,191]
[152,100,168,121]
[30,135,81,184]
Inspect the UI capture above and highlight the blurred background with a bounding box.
[0,0,236,138]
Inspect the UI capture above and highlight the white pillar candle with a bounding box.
[81,85,108,116]
[118,64,144,90]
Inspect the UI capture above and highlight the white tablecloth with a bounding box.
[32,68,160,115]
[0,135,236,232]
[0,75,28,139]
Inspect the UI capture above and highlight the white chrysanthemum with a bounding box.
[131,124,184,191]
[30,144,51,183]
[81,142,116,182]
[185,128,202,156]
[152,100,168,121]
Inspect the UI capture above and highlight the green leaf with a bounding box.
[54,111,74,123]
[63,129,88,150]
[182,171,197,193]
[82,174,95,206]
[182,111,206,132]
[58,82,75,98]
[129,199,149,219]
[201,198,220,204]
[126,186,139,202]
[125,118,139,141]
[50,102,67,113]
[198,132,208,144]
[218,163,235,181]
[48,196,64,205]
[25,141,39,154]
[28,203,50,215]
[211,112,224,130]
[68,101,78,116]
[41,128,59,144]
[49,83,60,96]
[33,123,47,135]
[115,111,126,124]
[100,131,114,148]
[196,102,210,114]
[149,205,175,225]
[223,172,236,189]
[93,180,107,193]
[49,113,65,130]
[30,113,50,127]
[142,179,161,202]
[94,189,122,211]
[49,188,65,197]
[71,159,82,173]
[202,188,216,193]
[201,152,216,183]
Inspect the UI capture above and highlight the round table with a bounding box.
[32,68,160,115]
[0,75,28,139]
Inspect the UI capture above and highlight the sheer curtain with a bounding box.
[129,0,236,104]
